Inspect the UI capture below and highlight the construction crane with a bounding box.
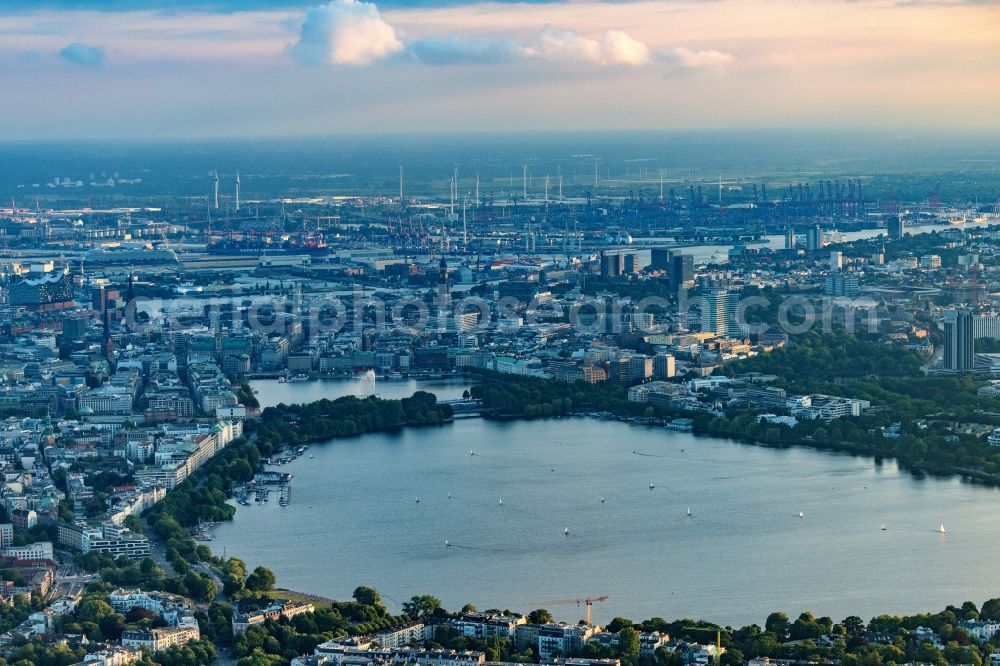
[528,595,609,625]
[682,626,726,666]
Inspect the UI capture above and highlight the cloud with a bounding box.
[59,42,104,66]
[601,30,651,66]
[655,47,733,69]
[285,0,717,71]
[290,0,403,66]
[527,27,650,66]
[409,35,523,65]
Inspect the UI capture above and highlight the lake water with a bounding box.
[213,415,1000,627]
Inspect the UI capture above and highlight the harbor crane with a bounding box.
[528,595,609,625]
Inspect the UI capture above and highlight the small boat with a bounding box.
[447,493,452,499]
[309,454,314,459]
[600,497,605,504]
[445,540,451,547]
[499,498,503,506]
[798,512,804,518]
[290,373,309,382]
[415,497,420,503]
[279,498,288,506]
[939,524,947,534]
[649,482,655,490]
[564,527,569,535]
[687,508,692,517]
[881,524,887,531]
[277,376,287,383]
[470,449,474,456]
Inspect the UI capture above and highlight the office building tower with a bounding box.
[702,289,742,338]
[671,252,694,291]
[650,248,672,271]
[653,353,676,379]
[601,253,623,278]
[830,251,843,271]
[943,308,973,372]
[785,228,796,250]
[806,226,825,251]
[888,216,906,240]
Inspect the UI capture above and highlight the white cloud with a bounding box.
[656,47,734,69]
[601,30,650,66]
[291,0,403,66]
[527,26,650,66]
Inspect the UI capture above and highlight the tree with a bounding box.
[982,598,1000,621]
[402,595,442,619]
[765,612,790,639]
[618,627,640,657]
[607,617,634,633]
[245,566,276,593]
[353,586,383,608]
[529,609,553,625]
[843,616,866,635]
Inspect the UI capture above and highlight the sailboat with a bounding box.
[881,524,887,531]
[687,508,692,517]
[499,498,503,506]
[600,497,606,504]
[415,497,420,503]
[445,540,451,547]
[939,524,947,534]
[798,512,805,518]
[470,449,474,456]
[649,482,655,490]
[564,527,569,535]
[447,493,452,499]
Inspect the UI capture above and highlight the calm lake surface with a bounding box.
[214,411,1000,627]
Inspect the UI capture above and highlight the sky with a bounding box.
[0,0,998,139]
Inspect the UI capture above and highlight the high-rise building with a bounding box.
[806,226,825,251]
[943,308,973,372]
[830,251,843,271]
[600,253,623,278]
[824,274,861,297]
[623,253,640,275]
[785,228,797,250]
[671,253,694,291]
[650,248,672,271]
[888,216,906,240]
[653,353,676,379]
[702,289,742,338]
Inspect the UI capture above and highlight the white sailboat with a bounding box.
[798,512,805,518]
[939,524,947,534]
[881,524,887,531]
[649,482,655,490]
[687,507,692,517]
[564,527,569,535]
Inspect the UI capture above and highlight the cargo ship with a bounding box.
[207,236,330,257]
[84,246,179,264]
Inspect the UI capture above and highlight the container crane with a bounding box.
[528,595,609,625]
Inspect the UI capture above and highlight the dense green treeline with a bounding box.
[213,582,1000,666]
[255,391,454,448]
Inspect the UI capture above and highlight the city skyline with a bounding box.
[1,0,998,139]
